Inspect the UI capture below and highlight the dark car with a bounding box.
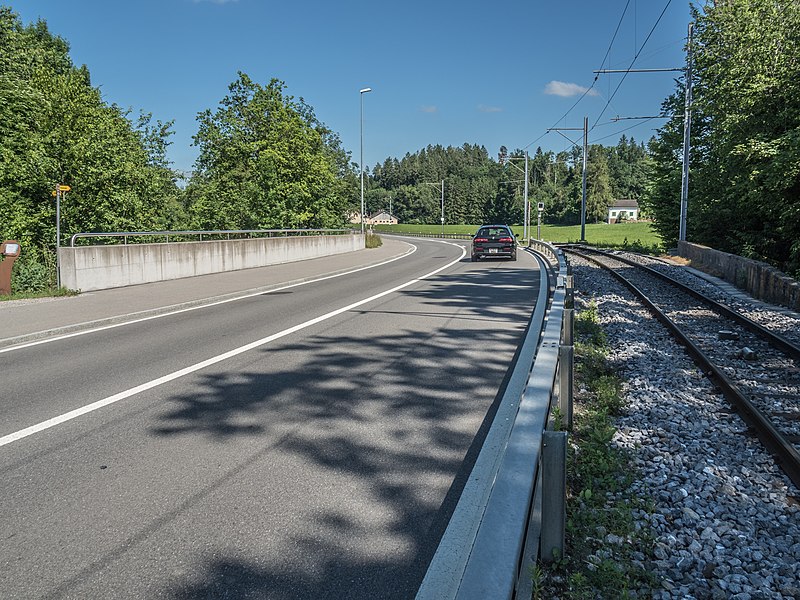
[471,224,517,261]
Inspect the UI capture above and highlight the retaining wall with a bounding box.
[678,241,800,311]
[59,233,364,292]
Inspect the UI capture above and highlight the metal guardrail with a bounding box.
[69,228,354,247]
[417,243,572,600]
[370,230,474,240]
[381,231,557,246]
[530,239,566,271]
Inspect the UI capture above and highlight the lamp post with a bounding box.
[422,180,445,237]
[359,87,372,234]
[439,179,444,238]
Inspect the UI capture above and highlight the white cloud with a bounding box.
[420,105,438,113]
[543,81,599,98]
[478,104,503,113]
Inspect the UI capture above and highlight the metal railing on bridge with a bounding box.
[370,230,474,240]
[68,228,355,247]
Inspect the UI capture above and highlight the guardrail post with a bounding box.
[559,344,573,430]
[564,274,574,308]
[540,430,567,563]
[563,308,574,346]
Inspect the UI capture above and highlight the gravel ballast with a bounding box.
[572,255,800,600]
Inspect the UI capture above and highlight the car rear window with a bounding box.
[477,227,511,237]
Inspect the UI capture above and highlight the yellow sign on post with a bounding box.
[58,185,71,192]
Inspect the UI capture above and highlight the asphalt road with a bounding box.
[0,237,543,599]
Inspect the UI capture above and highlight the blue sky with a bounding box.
[9,0,691,175]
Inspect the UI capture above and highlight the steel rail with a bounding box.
[565,245,800,361]
[565,248,800,489]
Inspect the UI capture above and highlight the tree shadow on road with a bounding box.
[137,265,542,598]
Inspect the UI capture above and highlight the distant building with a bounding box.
[608,199,640,224]
[365,211,398,225]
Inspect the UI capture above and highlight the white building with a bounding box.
[607,199,640,224]
[365,211,398,225]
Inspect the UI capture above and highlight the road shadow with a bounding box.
[68,265,542,599]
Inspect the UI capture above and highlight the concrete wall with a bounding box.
[678,241,800,311]
[59,233,365,292]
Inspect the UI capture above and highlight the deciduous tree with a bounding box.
[186,74,354,230]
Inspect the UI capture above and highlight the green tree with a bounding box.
[606,135,651,201]
[0,8,182,256]
[586,145,613,222]
[643,92,696,247]
[647,0,800,273]
[365,139,651,229]
[186,73,354,230]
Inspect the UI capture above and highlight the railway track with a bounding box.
[591,248,800,348]
[563,245,800,490]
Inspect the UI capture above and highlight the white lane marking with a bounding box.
[0,244,417,355]
[0,242,466,448]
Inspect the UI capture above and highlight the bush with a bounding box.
[575,301,607,347]
[365,232,383,248]
[12,254,54,294]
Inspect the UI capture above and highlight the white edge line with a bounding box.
[0,244,417,355]
[0,241,466,448]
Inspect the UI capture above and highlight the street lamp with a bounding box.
[360,87,372,235]
[439,179,444,238]
[422,180,445,237]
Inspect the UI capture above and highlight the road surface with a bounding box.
[0,237,542,599]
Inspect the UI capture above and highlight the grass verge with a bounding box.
[0,287,78,302]
[370,222,662,251]
[534,300,657,599]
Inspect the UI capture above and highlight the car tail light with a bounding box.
[499,237,513,243]
[473,237,489,243]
